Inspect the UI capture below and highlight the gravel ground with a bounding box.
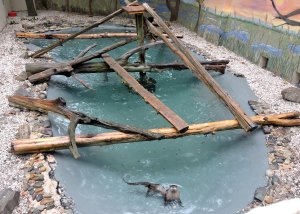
[0,10,299,213]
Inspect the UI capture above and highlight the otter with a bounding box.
[123,177,166,197]
[164,185,183,207]
[123,177,183,207]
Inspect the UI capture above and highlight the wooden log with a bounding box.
[11,112,300,155]
[8,95,163,158]
[16,32,137,39]
[143,7,256,132]
[28,38,136,84]
[16,32,183,39]
[29,1,138,58]
[26,62,226,77]
[102,53,189,133]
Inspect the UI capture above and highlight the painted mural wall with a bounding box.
[35,0,300,83]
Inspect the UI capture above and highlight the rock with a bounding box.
[38,93,46,99]
[16,124,31,139]
[36,194,43,202]
[266,169,274,178]
[31,208,41,214]
[0,189,20,214]
[46,202,55,210]
[281,87,300,103]
[33,181,44,188]
[39,166,47,172]
[271,175,281,185]
[262,126,271,134]
[60,197,72,209]
[14,86,31,97]
[40,198,54,205]
[234,73,245,78]
[41,120,51,128]
[264,195,273,204]
[36,205,46,211]
[254,187,267,202]
[15,71,28,81]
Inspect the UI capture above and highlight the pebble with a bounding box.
[254,187,268,202]
[46,202,55,210]
[262,126,271,134]
[36,194,43,202]
[264,195,273,204]
[33,181,44,188]
[31,208,41,214]
[37,205,46,211]
[40,197,54,205]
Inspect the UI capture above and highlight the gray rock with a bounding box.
[254,187,267,202]
[37,205,46,211]
[262,126,271,134]
[271,175,281,185]
[36,194,43,202]
[41,120,51,128]
[14,86,30,97]
[0,189,20,214]
[33,181,44,188]
[32,208,41,214]
[16,124,31,139]
[281,87,300,103]
[46,202,55,210]
[38,93,47,99]
[15,71,28,81]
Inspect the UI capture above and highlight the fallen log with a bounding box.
[102,53,189,132]
[16,32,137,39]
[8,95,163,158]
[28,38,136,84]
[143,5,256,132]
[25,39,228,77]
[29,1,137,58]
[25,61,227,77]
[16,32,183,39]
[11,112,300,155]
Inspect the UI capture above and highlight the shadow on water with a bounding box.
[30,25,268,214]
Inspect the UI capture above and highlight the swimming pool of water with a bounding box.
[30,25,267,214]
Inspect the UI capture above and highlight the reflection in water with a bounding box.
[29,25,268,214]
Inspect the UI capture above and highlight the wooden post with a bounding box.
[11,112,300,155]
[102,53,189,132]
[135,13,146,80]
[143,3,257,132]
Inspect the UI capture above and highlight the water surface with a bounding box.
[31,25,267,214]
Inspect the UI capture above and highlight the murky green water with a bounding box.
[30,25,267,214]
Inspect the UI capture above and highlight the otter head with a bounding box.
[169,185,178,193]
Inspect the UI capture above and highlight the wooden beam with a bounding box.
[16,32,137,39]
[16,32,183,39]
[11,112,300,155]
[102,53,189,133]
[25,62,226,77]
[29,1,138,58]
[143,4,256,132]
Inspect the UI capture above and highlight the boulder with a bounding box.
[281,87,300,103]
[0,189,20,214]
